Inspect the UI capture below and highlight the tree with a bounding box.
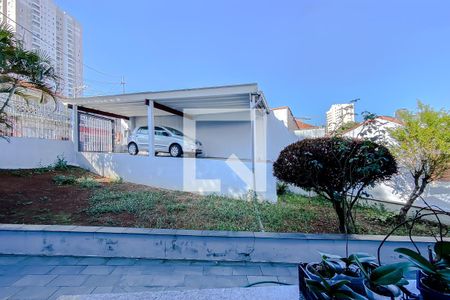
[390,102,450,222]
[273,137,397,233]
[0,23,58,137]
[334,121,359,136]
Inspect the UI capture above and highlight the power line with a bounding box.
[0,11,120,79]
[84,78,121,85]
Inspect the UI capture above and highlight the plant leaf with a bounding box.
[348,253,376,263]
[320,252,342,260]
[395,248,436,274]
[437,268,450,281]
[435,241,450,262]
[370,262,410,285]
[305,278,327,294]
[330,279,351,290]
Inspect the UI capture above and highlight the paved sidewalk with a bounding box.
[0,255,298,300]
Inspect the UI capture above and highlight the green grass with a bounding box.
[33,212,72,224]
[86,188,448,236]
[52,174,101,188]
[77,177,102,188]
[52,175,77,185]
[89,189,166,214]
[88,189,260,231]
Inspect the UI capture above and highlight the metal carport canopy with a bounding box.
[62,83,268,117]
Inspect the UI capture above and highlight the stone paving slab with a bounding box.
[0,255,298,299]
[57,286,300,300]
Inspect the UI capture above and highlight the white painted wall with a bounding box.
[196,121,251,159]
[272,108,298,131]
[343,118,400,145]
[295,128,326,139]
[0,137,76,169]
[266,112,299,161]
[77,152,277,202]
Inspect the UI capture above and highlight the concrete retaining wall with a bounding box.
[0,137,76,169]
[77,152,278,202]
[0,224,438,264]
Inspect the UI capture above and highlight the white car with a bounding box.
[127,126,203,157]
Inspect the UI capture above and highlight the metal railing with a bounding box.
[0,95,71,140]
[78,112,114,152]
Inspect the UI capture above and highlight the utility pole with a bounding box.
[120,76,126,94]
[73,85,86,98]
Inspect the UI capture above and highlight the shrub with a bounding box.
[276,181,288,196]
[53,155,69,171]
[273,137,397,233]
[52,175,77,185]
[77,177,101,188]
[110,176,123,184]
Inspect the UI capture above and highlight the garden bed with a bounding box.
[0,167,445,236]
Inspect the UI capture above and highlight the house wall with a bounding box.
[196,121,252,159]
[272,109,288,128]
[0,137,76,169]
[266,112,299,161]
[343,118,400,144]
[295,128,326,139]
[272,108,298,131]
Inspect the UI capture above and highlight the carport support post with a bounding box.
[146,99,155,157]
[71,105,79,152]
[250,94,257,197]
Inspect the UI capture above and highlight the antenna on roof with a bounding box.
[120,76,126,94]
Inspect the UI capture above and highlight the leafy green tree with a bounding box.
[273,137,397,233]
[0,23,58,137]
[334,121,359,136]
[390,102,450,221]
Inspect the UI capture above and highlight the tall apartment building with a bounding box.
[0,0,83,97]
[326,103,355,133]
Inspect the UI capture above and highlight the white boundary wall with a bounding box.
[0,136,280,201]
[0,224,441,264]
[0,137,76,169]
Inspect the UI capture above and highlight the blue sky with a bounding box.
[56,0,450,125]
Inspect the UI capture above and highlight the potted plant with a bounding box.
[305,254,340,282]
[395,242,450,300]
[306,275,366,300]
[322,253,377,294]
[376,199,450,300]
[354,257,411,300]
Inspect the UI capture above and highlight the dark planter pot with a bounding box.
[363,280,402,300]
[298,263,321,300]
[416,271,450,300]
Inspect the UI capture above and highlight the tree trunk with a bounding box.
[0,84,17,115]
[398,176,429,222]
[333,200,348,234]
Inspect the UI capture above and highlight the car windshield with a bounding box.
[165,127,184,136]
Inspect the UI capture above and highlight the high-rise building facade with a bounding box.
[326,103,355,133]
[0,0,83,97]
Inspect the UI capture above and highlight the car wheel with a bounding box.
[128,143,138,155]
[169,144,182,157]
